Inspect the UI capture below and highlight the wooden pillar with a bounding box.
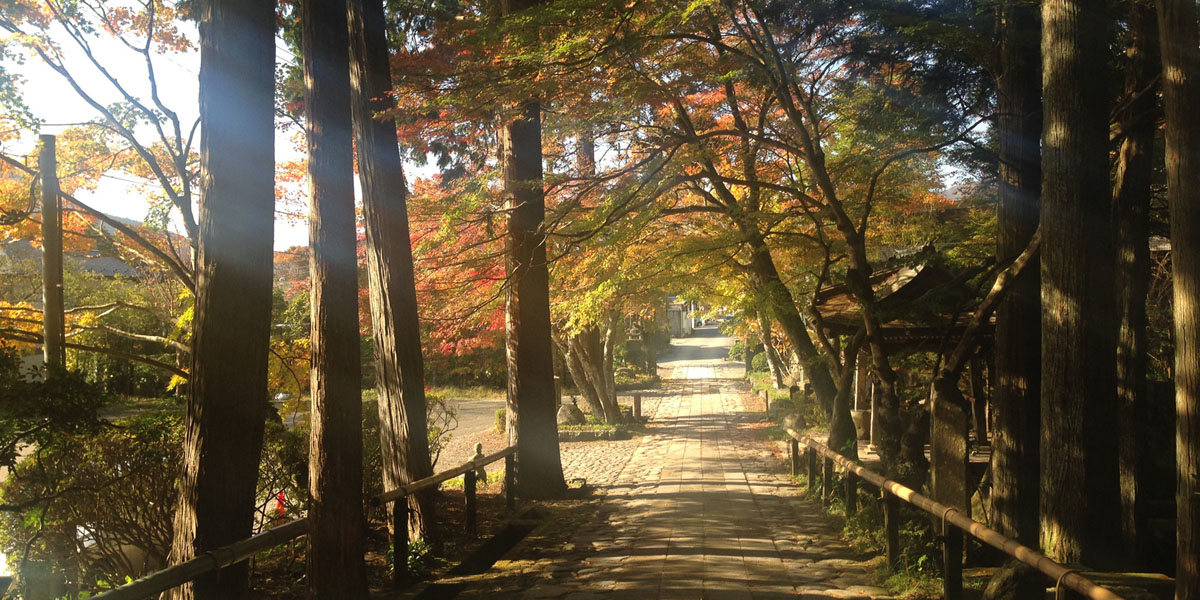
[854,354,870,410]
[969,356,989,444]
[822,457,833,505]
[39,134,65,370]
[943,525,963,600]
[843,471,857,516]
[806,447,818,491]
[882,491,900,567]
[790,438,800,477]
[464,469,478,538]
[869,377,881,448]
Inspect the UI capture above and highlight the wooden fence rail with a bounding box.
[786,430,1126,600]
[91,445,518,600]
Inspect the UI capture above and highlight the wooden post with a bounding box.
[392,501,409,586]
[943,525,963,600]
[761,389,770,412]
[553,374,562,410]
[806,447,818,491]
[822,457,833,505]
[504,453,515,510]
[39,134,65,370]
[844,471,857,516]
[464,469,478,538]
[883,490,899,567]
[790,438,800,477]
[633,393,642,419]
[969,357,989,444]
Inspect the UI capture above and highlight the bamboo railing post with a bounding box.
[943,525,963,600]
[822,457,833,505]
[883,490,899,567]
[806,447,818,492]
[844,470,857,516]
[504,453,516,510]
[464,469,478,538]
[393,501,409,586]
[790,438,800,477]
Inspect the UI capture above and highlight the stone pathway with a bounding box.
[456,329,892,599]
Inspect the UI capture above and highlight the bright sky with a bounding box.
[7,13,312,250]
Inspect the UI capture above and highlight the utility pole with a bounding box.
[39,134,65,370]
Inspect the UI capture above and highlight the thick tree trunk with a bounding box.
[348,0,438,550]
[302,0,369,595]
[828,334,863,458]
[501,84,566,495]
[167,2,275,599]
[602,315,619,415]
[932,228,1042,541]
[991,0,1042,549]
[744,234,838,415]
[1156,0,1200,595]
[1039,0,1120,568]
[756,311,786,389]
[570,327,621,423]
[841,241,908,480]
[555,332,607,418]
[1112,0,1158,568]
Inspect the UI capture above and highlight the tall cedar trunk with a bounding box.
[991,0,1042,549]
[744,234,838,416]
[348,0,438,549]
[1039,0,1121,567]
[1156,0,1200,594]
[1112,0,1158,568]
[39,135,64,371]
[302,0,369,595]
[756,311,786,389]
[167,2,275,599]
[500,24,567,495]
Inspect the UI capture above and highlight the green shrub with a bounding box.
[728,340,745,361]
[751,351,770,372]
[495,407,507,433]
[0,414,180,594]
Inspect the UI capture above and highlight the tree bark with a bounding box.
[39,134,64,371]
[555,332,607,418]
[991,0,1042,549]
[1039,0,1120,568]
[1156,0,1200,595]
[167,2,275,599]
[1112,0,1158,568]
[744,233,838,416]
[302,0,369,595]
[756,310,786,389]
[500,0,566,495]
[348,0,438,551]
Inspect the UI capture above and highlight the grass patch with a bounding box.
[103,395,183,415]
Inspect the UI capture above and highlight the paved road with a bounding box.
[451,327,891,599]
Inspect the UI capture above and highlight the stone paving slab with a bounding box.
[452,333,891,599]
